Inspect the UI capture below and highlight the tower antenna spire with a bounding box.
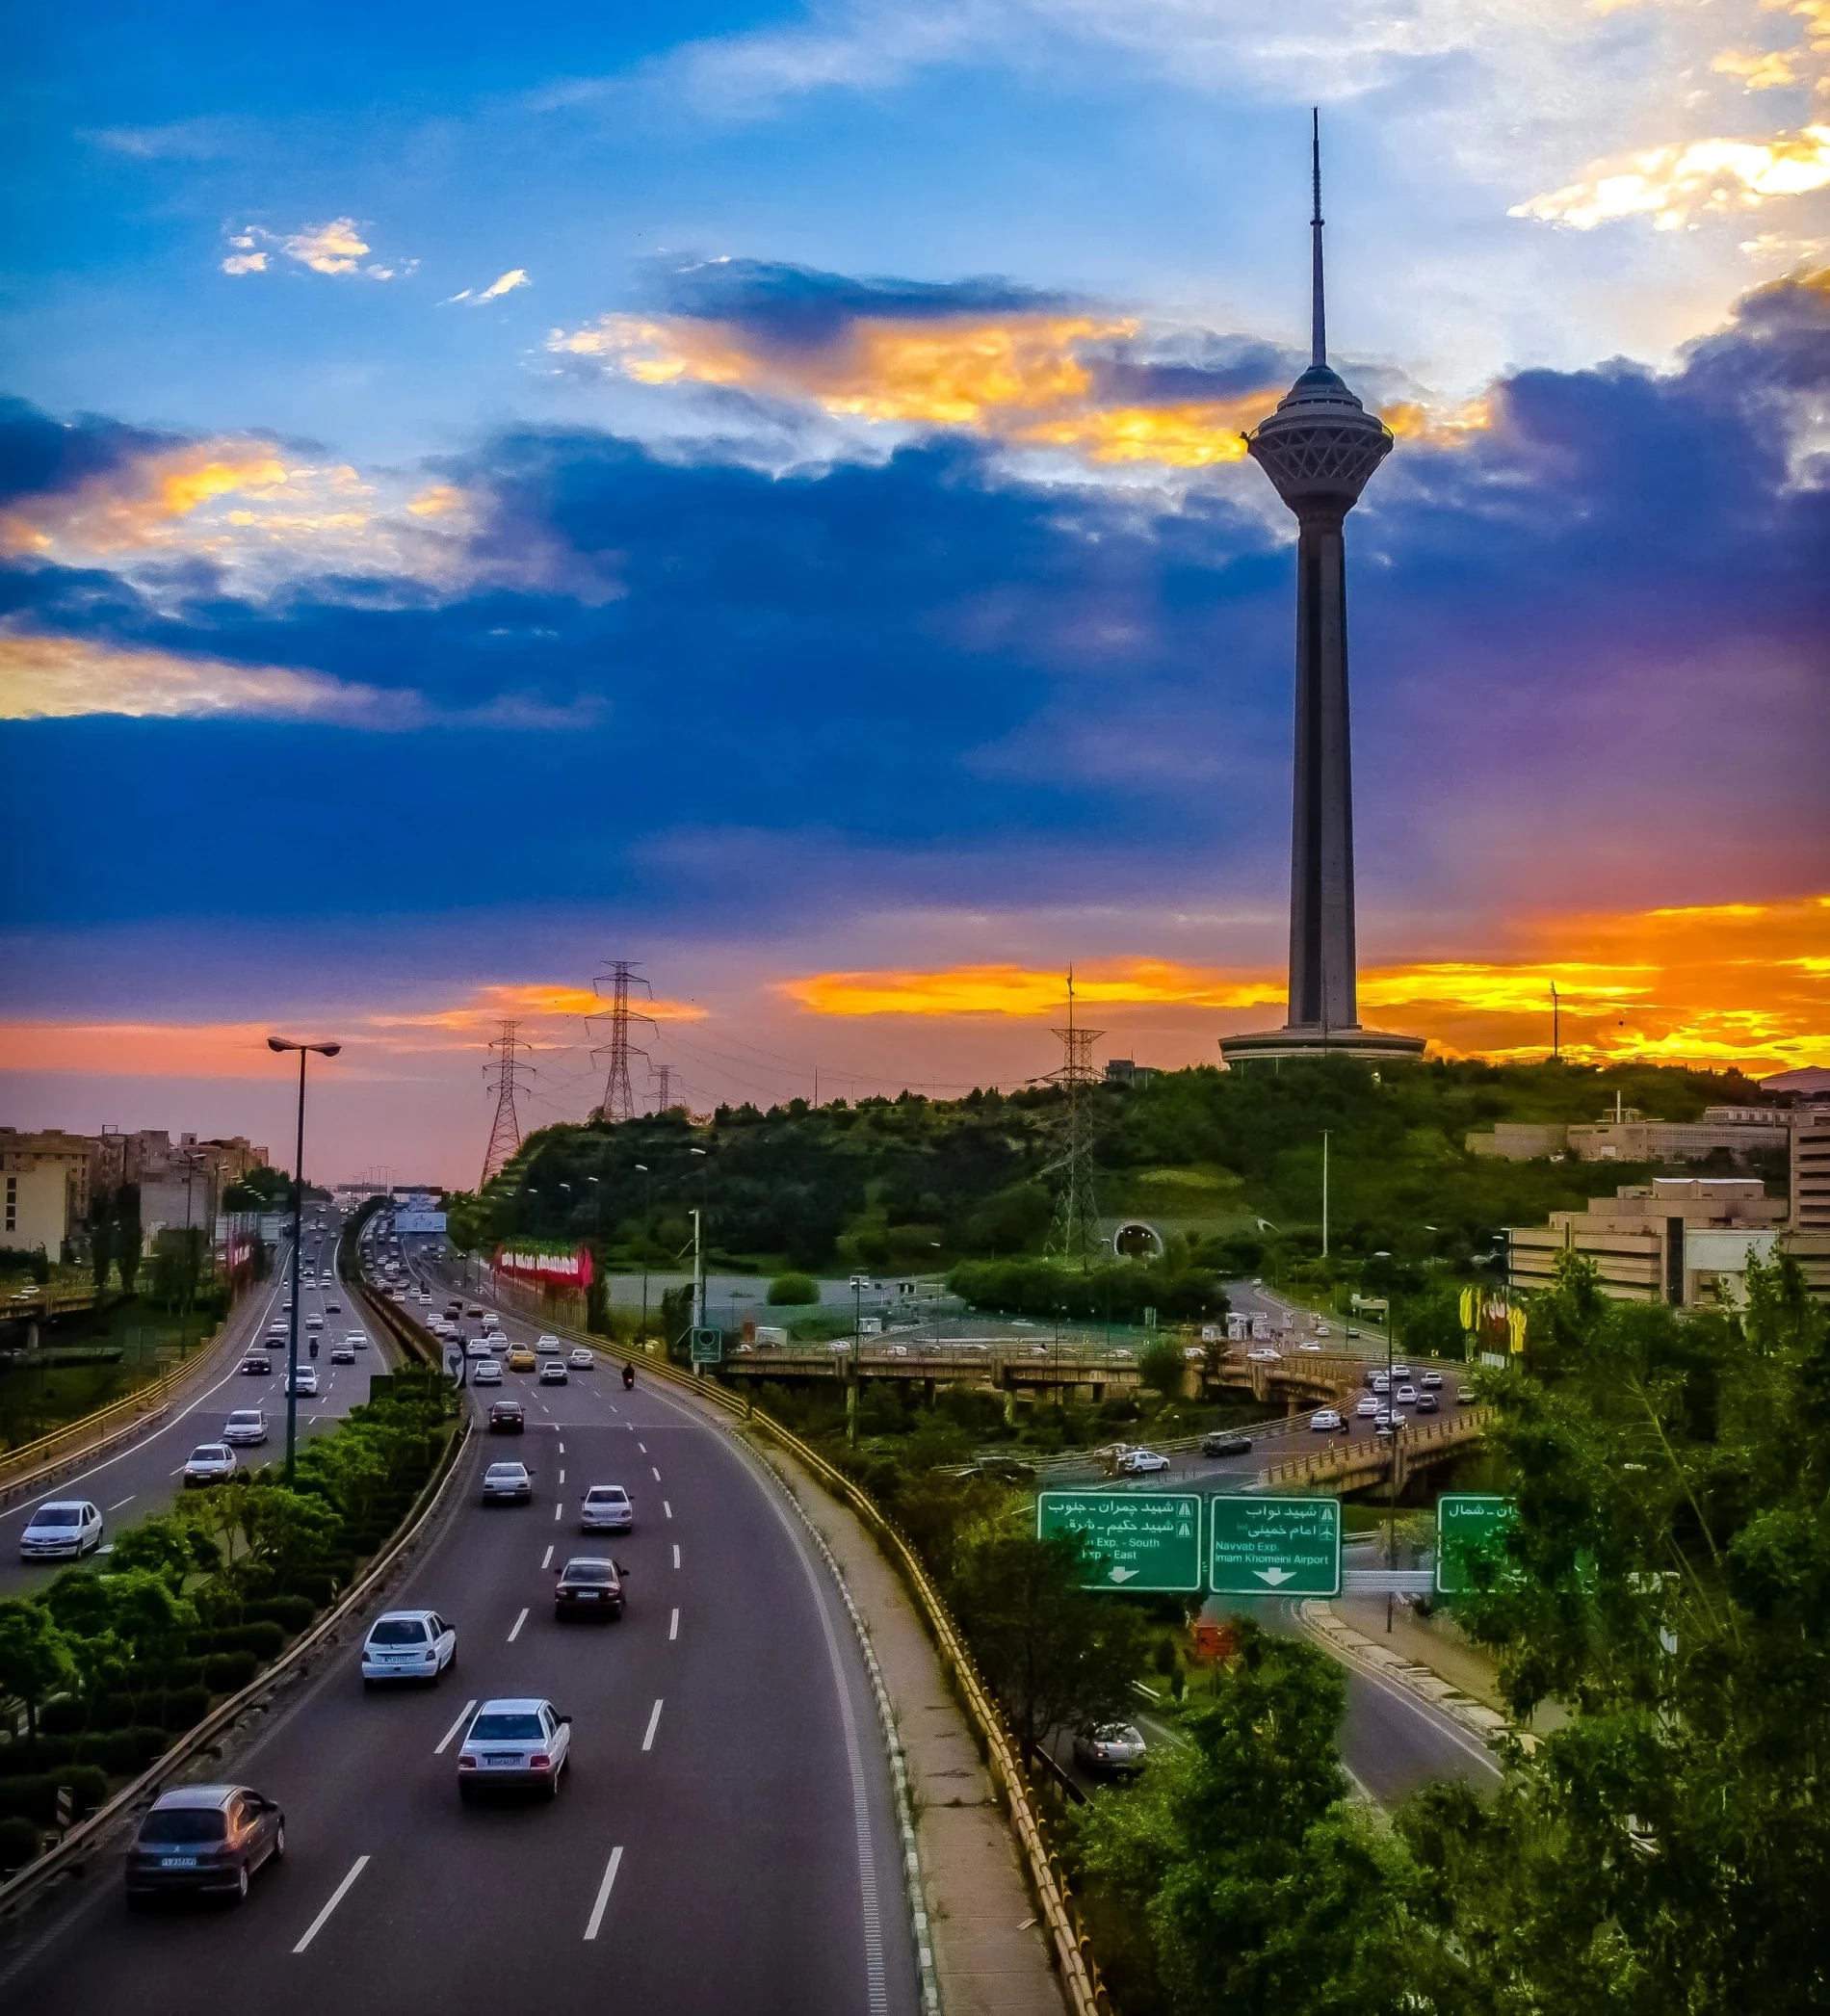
[1310,106,1326,367]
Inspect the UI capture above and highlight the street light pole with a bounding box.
[635,1164,651,1350]
[269,1035,341,1483]
[1320,1130,1330,1261]
[689,1146,708,1339]
[850,1276,862,1447]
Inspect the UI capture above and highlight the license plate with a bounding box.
[160,1855,198,1869]
[484,1754,520,1768]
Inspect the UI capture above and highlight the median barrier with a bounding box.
[0,1403,473,1921]
[453,1279,1111,2016]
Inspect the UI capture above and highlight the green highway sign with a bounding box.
[1435,1494,1517,1594]
[1209,1495,1341,1597]
[1037,1491,1204,1592]
[690,1326,723,1365]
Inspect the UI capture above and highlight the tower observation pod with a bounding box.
[1219,113,1425,1068]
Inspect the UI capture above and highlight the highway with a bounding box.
[2,1227,920,2016]
[1,1210,395,1599]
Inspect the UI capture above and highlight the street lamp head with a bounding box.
[690,1147,707,1159]
[634,1164,648,1173]
[268,1036,341,1058]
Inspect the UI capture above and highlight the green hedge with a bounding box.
[0,1766,109,1824]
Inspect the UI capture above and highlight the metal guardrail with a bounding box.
[0,1403,473,1920]
[1262,1408,1492,1488]
[451,1271,1111,2016]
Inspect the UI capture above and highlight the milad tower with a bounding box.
[1219,116,1425,1067]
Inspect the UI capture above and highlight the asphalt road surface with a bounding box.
[1,1213,395,1600]
[2,1253,919,2016]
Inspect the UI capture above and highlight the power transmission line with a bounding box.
[481,1020,536,1187]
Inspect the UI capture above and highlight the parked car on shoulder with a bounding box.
[1073,1723,1147,1775]
[124,1784,284,1904]
[19,1500,103,1560]
[361,1609,457,1684]
[553,1556,626,1620]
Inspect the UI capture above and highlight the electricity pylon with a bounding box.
[1043,969,1104,1270]
[590,960,655,1123]
[481,1021,534,1187]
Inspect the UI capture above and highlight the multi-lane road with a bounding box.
[2,1230,920,2016]
[1,1213,393,1600]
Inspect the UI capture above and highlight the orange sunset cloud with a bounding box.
[779,895,1830,1076]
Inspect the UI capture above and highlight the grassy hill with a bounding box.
[447,1056,1781,1333]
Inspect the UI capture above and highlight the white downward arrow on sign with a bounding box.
[1109,1566,1138,1584]
[1254,1567,1295,1587]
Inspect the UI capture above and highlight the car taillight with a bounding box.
[458,1754,478,1769]
[529,1753,551,1770]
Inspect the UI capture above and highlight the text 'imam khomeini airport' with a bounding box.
[1219,117,1427,1069]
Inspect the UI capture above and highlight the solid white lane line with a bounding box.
[641,1699,663,1751]
[583,1845,624,1942]
[671,1544,680,1569]
[435,1700,477,1755]
[108,1495,135,1511]
[542,1544,554,1569]
[293,1854,370,1953]
[664,1501,672,1519]
[668,1607,679,1642]
[509,1608,528,1642]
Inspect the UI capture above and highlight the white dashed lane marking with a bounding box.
[293,1855,370,1954]
[669,1608,679,1641]
[664,1502,671,1519]
[641,1699,663,1752]
[541,1545,554,1569]
[435,1701,477,1756]
[583,1846,624,1943]
[672,1544,680,1569]
[508,1609,528,1642]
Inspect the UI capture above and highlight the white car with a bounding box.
[1392,1364,1413,1380]
[1355,1397,1379,1418]
[346,1332,368,1349]
[539,1359,568,1385]
[534,1334,562,1355]
[483,1461,534,1504]
[362,1609,457,1684]
[1309,1408,1345,1432]
[305,1313,324,1331]
[19,1500,103,1560]
[222,1409,269,1445]
[580,1484,634,1532]
[287,1366,319,1397]
[567,1348,594,1371]
[329,1340,355,1364]
[1297,1342,1323,1354]
[183,1444,240,1486]
[471,1359,503,1386]
[1118,1448,1171,1476]
[1395,1385,1419,1406]
[465,1339,494,1359]
[458,1696,571,1798]
[1421,1371,1444,1389]
[1245,1348,1281,1363]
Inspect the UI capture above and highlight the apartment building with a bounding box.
[0,1129,94,1254]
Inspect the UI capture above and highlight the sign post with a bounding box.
[1435,1494,1516,1594]
[1036,1491,1204,1592]
[690,1326,723,1367]
[1209,1495,1341,1597]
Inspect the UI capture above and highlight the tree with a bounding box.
[951,1528,1146,1758]
[1074,1621,1443,2016]
[112,1511,219,1588]
[0,1600,77,1740]
[88,1203,113,1294]
[115,1187,143,1295]
[1139,1338,1186,1401]
[767,1271,819,1305]
[1399,1247,1830,2014]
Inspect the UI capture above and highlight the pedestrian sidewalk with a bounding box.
[1300,1600,1515,1750]
[760,1438,1068,2016]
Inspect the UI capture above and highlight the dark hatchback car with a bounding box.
[488,1401,525,1434]
[239,1353,272,1375]
[1202,1431,1254,1457]
[553,1557,627,1620]
[125,1784,284,1905]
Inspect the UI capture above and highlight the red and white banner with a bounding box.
[493,1244,594,1290]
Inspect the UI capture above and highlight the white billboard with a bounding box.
[396,1210,448,1234]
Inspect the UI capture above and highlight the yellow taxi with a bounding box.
[507,1345,537,1373]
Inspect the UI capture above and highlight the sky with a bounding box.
[2,0,1827,1187]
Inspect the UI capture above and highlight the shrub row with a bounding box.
[0,1766,110,1824]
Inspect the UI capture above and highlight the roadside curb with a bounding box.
[0,1407,474,1923]
[1296,1599,1512,1748]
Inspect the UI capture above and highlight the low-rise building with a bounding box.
[0,1129,93,1255]
[1470,1102,1815,1165]
[1507,1176,1796,1307]
[1794,1115,1830,1239]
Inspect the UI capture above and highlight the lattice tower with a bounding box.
[653,1063,679,1114]
[591,960,656,1123]
[481,1021,535,1187]
[1043,970,1104,1270]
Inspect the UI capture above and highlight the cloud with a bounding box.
[0,629,423,725]
[477,268,530,302]
[1513,125,1830,231]
[779,895,1830,1074]
[222,219,409,280]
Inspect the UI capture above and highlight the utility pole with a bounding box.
[592,960,655,1122]
[635,1163,651,1348]
[1550,982,1560,1062]
[689,1146,708,1338]
[653,1064,677,1116]
[850,1276,862,1447]
[481,1021,533,1188]
[1320,1131,1330,1261]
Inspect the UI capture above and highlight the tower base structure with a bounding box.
[1218,1023,1426,1067]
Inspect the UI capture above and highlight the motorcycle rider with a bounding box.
[621,1360,636,1390]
